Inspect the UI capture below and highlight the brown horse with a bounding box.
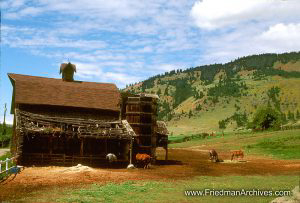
[209,149,219,162]
[135,153,151,169]
[230,150,244,161]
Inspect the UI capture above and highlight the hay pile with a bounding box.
[60,164,94,173]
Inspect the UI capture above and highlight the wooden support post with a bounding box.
[49,136,53,155]
[129,137,133,165]
[165,146,168,161]
[80,138,84,156]
[105,138,107,154]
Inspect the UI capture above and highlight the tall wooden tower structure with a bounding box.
[124,94,158,159]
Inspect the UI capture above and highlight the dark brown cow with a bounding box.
[209,149,219,162]
[230,150,244,161]
[135,153,151,169]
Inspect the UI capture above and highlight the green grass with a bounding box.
[0,151,13,179]
[57,181,173,203]
[0,124,12,148]
[0,151,11,160]
[246,132,300,159]
[16,176,298,203]
[169,130,252,148]
[169,129,300,159]
[168,133,214,144]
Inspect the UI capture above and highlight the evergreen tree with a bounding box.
[281,113,287,124]
[188,110,193,118]
[251,107,281,130]
[218,120,226,129]
[288,110,295,121]
[296,110,300,119]
[2,104,7,136]
[196,105,202,111]
[164,86,169,96]
[157,88,161,95]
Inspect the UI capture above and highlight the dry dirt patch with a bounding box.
[0,148,9,156]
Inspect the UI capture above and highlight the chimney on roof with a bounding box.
[60,62,76,82]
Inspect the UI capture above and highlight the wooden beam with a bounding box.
[49,136,53,155]
[129,137,133,165]
[165,146,168,161]
[80,138,84,156]
[105,138,107,154]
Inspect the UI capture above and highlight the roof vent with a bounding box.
[60,62,76,82]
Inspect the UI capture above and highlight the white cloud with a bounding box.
[72,62,142,87]
[2,0,300,90]
[0,114,14,125]
[260,23,300,41]
[74,62,103,79]
[199,22,300,64]
[190,0,300,30]
[2,25,107,50]
[257,23,300,52]
[0,0,26,10]
[155,64,178,72]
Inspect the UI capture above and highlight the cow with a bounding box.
[209,149,219,162]
[106,153,117,167]
[135,153,151,169]
[230,150,244,161]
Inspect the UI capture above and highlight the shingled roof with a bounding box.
[156,121,169,135]
[8,73,120,112]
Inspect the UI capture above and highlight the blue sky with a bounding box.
[1,0,300,124]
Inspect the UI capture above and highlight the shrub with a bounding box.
[250,107,281,130]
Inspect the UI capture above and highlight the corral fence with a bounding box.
[0,157,14,174]
[0,157,23,180]
[281,124,300,131]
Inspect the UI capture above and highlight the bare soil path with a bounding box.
[0,148,9,157]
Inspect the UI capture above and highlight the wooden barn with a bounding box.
[156,121,169,160]
[121,93,158,160]
[8,63,168,166]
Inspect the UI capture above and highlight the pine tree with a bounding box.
[218,120,226,129]
[188,110,193,118]
[288,110,295,121]
[281,113,287,124]
[164,86,169,96]
[296,110,300,119]
[157,88,161,95]
[2,103,7,136]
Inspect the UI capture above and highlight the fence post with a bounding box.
[5,158,9,174]
[0,162,2,173]
[6,158,9,171]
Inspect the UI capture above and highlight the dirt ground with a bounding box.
[0,148,9,157]
[1,148,300,201]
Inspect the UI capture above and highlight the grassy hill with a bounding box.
[124,52,300,135]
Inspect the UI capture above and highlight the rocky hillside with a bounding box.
[124,52,300,134]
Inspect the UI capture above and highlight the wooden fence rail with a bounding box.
[0,157,15,175]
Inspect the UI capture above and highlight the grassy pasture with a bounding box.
[15,176,298,203]
[169,129,300,159]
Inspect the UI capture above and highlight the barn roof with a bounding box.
[156,121,169,135]
[8,73,120,112]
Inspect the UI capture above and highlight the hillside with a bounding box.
[124,52,300,135]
